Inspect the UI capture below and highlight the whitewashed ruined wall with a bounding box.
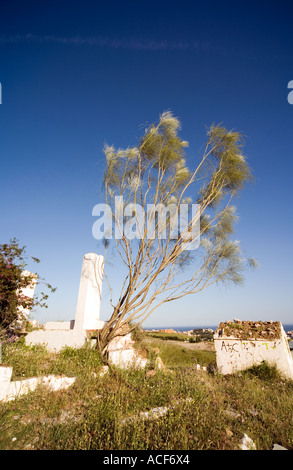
[214,320,293,379]
[106,329,148,369]
[14,271,38,329]
[0,366,75,402]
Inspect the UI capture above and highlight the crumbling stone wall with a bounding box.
[106,326,148,369]
[214,320,293,379]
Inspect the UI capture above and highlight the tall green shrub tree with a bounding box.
[96,112,256,357]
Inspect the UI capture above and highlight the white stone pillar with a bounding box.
[74,253,104,331]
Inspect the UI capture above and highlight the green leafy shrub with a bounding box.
[243,361,280,381]
[0,239,56,333]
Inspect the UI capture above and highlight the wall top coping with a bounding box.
[214,320,283,341]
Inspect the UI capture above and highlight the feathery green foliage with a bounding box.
[98,112,255,355]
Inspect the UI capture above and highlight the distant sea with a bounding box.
[147,324,293,332]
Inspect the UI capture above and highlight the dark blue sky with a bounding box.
[0,0,292,326]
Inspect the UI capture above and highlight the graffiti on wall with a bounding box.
[220,339,280,359]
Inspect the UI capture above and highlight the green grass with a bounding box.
[2,337,103,380]
[145,331,191,342]
[145,330,214,343]
[143,338,216,369]
[0,337,292,450]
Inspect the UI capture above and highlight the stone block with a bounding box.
[106,331,148,369]
[25,329,88,352]
[214,320,293,379]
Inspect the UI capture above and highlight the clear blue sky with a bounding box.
[0,0,292,327]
